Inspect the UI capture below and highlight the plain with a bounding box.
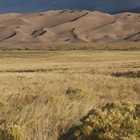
[0,49,140,140]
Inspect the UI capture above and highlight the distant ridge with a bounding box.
[116,7,140,14]
[128,7,140,13]
[0,10,140,44]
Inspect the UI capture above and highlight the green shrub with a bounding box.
[0,99,7,108]
[66,87,88,100]
[59,101,140,140]
[0,123,25,140]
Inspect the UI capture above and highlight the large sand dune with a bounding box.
[0,10,140,44]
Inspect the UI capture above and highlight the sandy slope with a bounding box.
[0,10,140,44]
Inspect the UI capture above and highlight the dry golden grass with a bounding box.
[1,42,140,51]
[0,50,140,140]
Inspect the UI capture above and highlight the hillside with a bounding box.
[0,10,140,44]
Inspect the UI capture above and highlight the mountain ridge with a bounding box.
[0,10,140,44]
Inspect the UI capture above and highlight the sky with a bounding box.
[0,0,140,14]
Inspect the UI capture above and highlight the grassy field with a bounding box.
[0,50,140,139]
[1,42,140,51]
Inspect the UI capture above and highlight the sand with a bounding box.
[0,10,140,44]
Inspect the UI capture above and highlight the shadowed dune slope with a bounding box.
[0,10,140,44]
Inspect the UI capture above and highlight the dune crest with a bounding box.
[0,10,140,44]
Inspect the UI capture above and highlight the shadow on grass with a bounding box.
[111,71,140,78]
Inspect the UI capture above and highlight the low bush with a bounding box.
[0,123,25,140]
[66,87,88,100]
[59,101,140,140]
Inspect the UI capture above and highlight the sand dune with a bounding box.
[0,10,140,44]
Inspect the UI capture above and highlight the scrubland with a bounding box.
[0,50,140,140]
